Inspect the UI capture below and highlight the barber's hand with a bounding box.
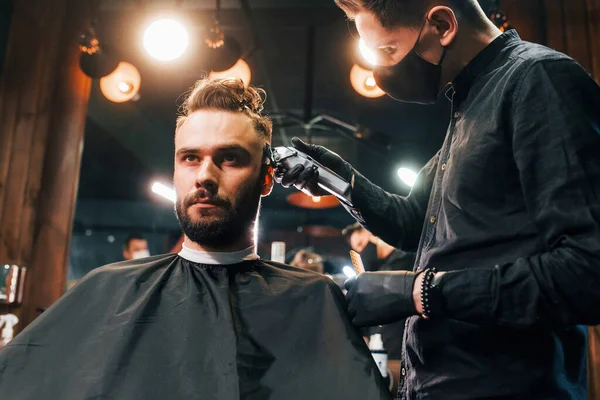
[275,137,354,197]
[344,271,420,327]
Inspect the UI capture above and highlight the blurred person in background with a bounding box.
[122,233,150,260]
[342,222,415,273]
[290,248,325,274]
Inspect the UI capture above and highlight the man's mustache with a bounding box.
[182,189,231,209]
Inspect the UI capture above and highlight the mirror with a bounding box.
[0,265,26,305]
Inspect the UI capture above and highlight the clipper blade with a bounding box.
[349,250,365,274]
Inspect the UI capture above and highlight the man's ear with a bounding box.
[428,6,458,47]
[261,166,274,196]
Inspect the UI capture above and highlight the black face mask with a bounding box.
[373,19,446,105]
[360,242,381,272]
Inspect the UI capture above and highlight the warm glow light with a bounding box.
[343,266,357,278]
[312,196,321,203]
[143,19,189,61]
[350,64,385,98]
[151,182,176,203]
[358,38,377,66]
[365,76,376,88]
[117,81,133,94]
[397,168,418,188]
[100,62,141,103]
[209,59,252,87]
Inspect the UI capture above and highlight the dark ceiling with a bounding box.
[75,0,491,245]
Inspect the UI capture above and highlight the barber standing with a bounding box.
[276,0,600,399]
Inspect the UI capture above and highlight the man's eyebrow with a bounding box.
[175,144,252,157]
[214,144,251,153]
[175,147,199,157]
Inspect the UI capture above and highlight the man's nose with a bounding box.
[194,159,219,193]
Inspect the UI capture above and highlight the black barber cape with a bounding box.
[0,254,390,399]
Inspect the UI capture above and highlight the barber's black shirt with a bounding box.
[353,31,600,399]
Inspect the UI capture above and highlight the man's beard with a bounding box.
[175,176,263,249]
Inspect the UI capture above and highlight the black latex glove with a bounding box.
[275,137,354,197]
[344,271,419,327]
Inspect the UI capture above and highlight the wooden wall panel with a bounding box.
[0,0,93,329]
[586,0,600,82]
[563,0,593,72]
[0,3,65,266]
[543,0,567,52]
[500,0,544,43]
[21,19,92,325]
[539,0,600,83]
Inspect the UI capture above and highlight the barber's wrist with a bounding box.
[417,269,447,319]
[413,271,425,315]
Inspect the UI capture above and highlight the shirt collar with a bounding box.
[451,30,521,97]
[178,243,259,265]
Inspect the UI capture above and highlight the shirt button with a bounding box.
[441,163,447,171]
[430,216,436,224]
[454,111,460,119]
[401,367,406,376]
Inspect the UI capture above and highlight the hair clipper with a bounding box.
[266,145,352,207]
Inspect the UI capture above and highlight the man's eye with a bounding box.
[223,154,237,163]
[183,155,198,162]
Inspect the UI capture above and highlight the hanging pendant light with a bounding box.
[100,62,141,103]
[350,64,385,98]
[209,58,252,87]
[78,26,119,79]
[201,0,252,85]
[286,192,340,209]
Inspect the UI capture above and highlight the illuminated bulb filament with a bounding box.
[364,77,377,88]
[117,81,133,94]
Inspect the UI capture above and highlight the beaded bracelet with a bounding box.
[420,268,437,319]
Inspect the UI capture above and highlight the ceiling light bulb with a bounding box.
[117,81,133,94]
[143,19,189,61]
[364,76,377,88]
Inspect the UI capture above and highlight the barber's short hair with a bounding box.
[123,233,145,251]
[176,77,272,141]
[334,0,488,29]
[342,222,365,243]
